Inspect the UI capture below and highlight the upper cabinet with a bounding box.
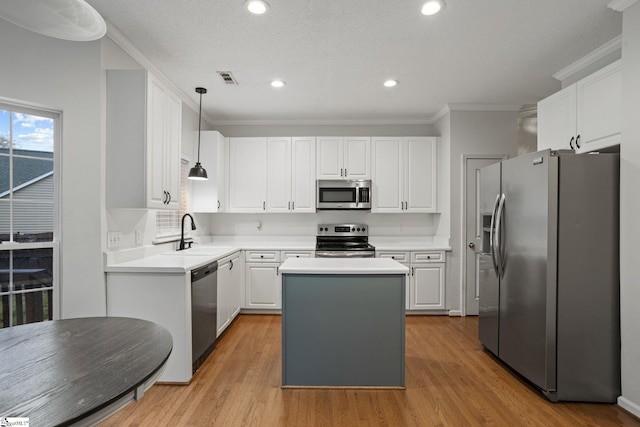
[192,131,227,213]
[228,137,316,213]
[106,70,182,209]
[316,137,371,179]
[538,60,621,153]
[267,137,316,213]
[228,137,268,212]
[372,137,437,213]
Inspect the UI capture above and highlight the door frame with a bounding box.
[461,154,506,316]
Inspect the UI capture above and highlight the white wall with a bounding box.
[618,1,640,417]
[0,23,105,317]
[440,109,518,314]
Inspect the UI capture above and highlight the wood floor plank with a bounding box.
[99,315,640,427]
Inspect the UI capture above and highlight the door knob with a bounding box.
[468,242,475,249]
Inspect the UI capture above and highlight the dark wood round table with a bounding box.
[0,317,172,426]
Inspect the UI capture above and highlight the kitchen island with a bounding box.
[280,257,408,388]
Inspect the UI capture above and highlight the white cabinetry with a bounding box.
[106,70,181,209]
[228,137,268,212]
[229,137,316,213]
[192,131,227,212]
[372,137,437,213]
[410,251,445,310]
[106,272,192,383]
[376,250,445,311]
[217,251,243,337]
[267,137,316,213]
[316,137,371,179]
[244,250,281,309]
[538,60,621,153]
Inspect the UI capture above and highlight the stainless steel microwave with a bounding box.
[316,180,371,210]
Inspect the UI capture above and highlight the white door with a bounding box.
[146,74,168,208]
[228,137,267,212]
[291,137,316,212]
[316,137,343,179]
[372,137,403,212]
[411,264,445,310]
[537,85,576,151]
[464,156,503,315]
[245,263,280,308]
[266,137,291,212]
[344,137,371,179]
[405,137,437,212]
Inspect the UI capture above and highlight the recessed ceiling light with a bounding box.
[245,0,270,15]
[421,0,446,16]
[384,79,398,88]
[271,79,285,88]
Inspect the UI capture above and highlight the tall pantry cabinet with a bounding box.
[106,70,182,209]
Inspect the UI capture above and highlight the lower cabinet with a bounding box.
[244,250,282,309]
[411,263,445,310]
[217,251,243,337]
[377,250,446,312]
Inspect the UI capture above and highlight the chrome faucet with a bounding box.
[179,213,196,251]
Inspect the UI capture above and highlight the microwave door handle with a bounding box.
[355,186,359,207]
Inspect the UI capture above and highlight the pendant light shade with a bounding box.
[188,87,208,181]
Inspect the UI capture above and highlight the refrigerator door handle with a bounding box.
[489,194,501,276]
[494,193,506,278]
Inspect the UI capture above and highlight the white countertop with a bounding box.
[104,236,449,274]
[280,257,409,275]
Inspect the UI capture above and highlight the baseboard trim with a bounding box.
[618,396,640,419]
[448,310,463,317]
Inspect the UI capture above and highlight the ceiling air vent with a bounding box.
[217,71,238,85]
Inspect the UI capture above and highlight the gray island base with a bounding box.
[280,258,408,388]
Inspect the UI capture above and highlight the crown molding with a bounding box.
[104,20,215,123]
[211,117,434,126]
[552,35,622,82]
[608,0,637,11]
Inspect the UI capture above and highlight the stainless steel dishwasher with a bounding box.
[191,261,218,373]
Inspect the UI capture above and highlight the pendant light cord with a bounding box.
[197,90,203,163]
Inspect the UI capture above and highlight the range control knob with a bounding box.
[362,227,366,232]
[352,227,356,232]
[357,228,361,231]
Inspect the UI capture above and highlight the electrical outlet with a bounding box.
[135,229,143,245]
[107,231,122,249]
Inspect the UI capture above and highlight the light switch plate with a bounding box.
[107,231,122,249]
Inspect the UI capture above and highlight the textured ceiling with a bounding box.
[86,0,622,124]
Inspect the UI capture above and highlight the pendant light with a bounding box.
[188,87,208,181]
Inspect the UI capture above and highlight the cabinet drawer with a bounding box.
[245,250,280,262]
[411,251,444,263]
[281,250,314,259]
[377,251,410,263]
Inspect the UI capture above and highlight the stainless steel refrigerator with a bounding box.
[478,149,620,402]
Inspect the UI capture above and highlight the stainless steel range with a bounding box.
[315,224,375,258]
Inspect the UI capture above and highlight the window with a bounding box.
[0,101,59,328]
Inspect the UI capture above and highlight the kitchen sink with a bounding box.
[163,246,233,257]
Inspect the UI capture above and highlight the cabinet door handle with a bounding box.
[575,135,581,149]
[276,266,279,275]
[288,201,291,210]
[411,267,414,276]
[167,192,171,204]
[291,201,294,210]
[569,136,575,149]
[344,168,347,177]
[340,168,343,177]
[218,200,221,209]
[163,191,168,204]
[263,201,266,210]
[230,260,233,270]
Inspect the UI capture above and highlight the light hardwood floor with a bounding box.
[100,315,640,426]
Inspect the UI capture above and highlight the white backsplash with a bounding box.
[207,212,440,237]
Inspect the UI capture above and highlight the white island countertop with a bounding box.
[280,257,409,275]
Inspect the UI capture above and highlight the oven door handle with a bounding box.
[315,251,374,258]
